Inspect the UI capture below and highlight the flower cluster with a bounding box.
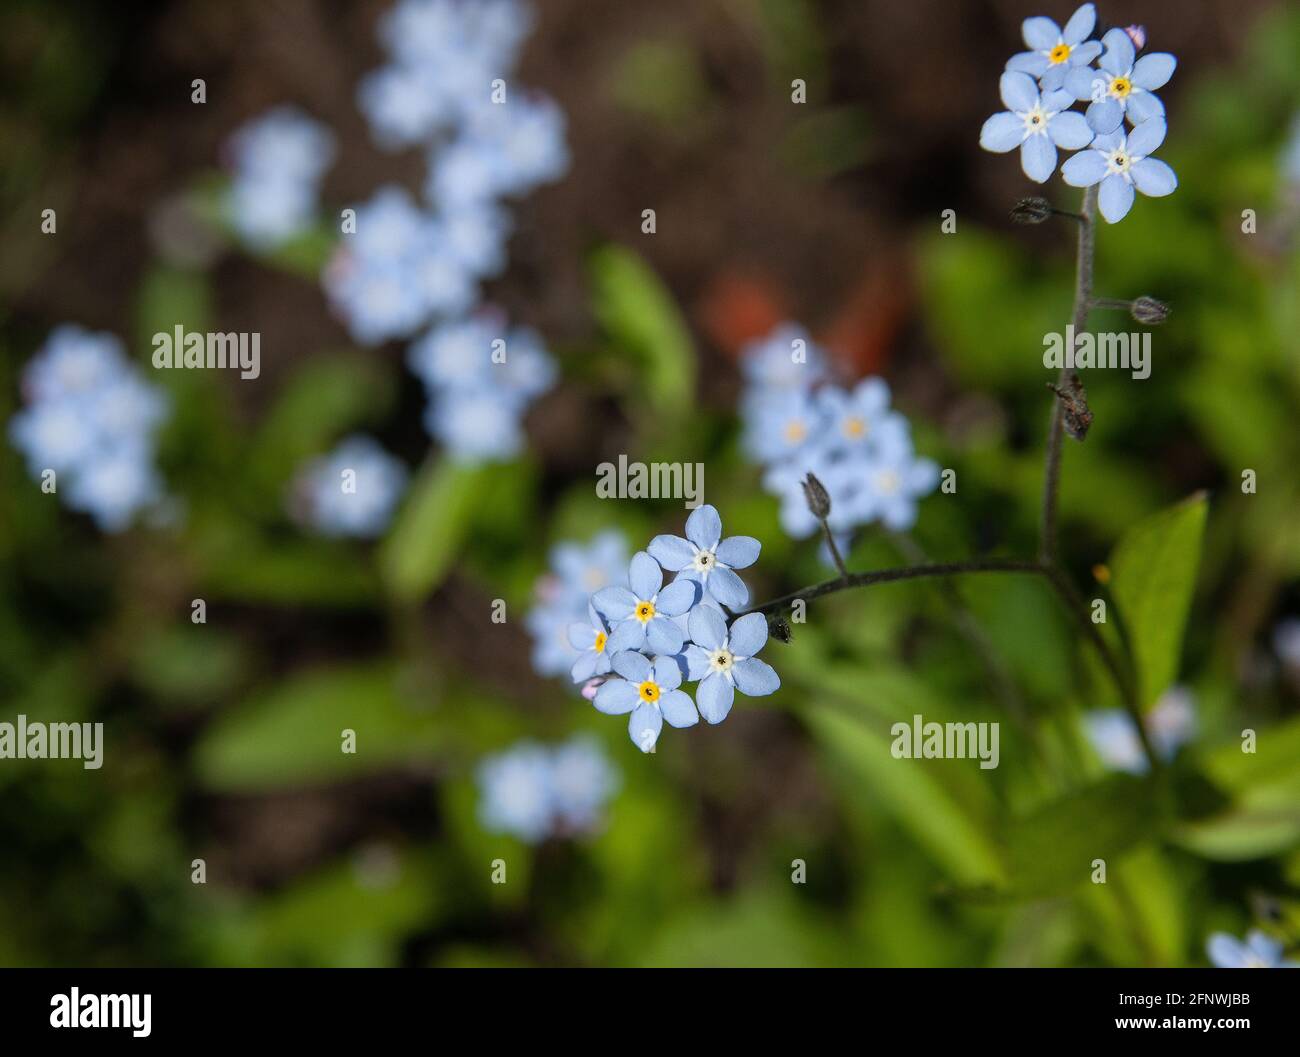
[739,323,939,544]
[476,736,619,843]
[406,311,556,461]
[1081,685,1195,775]
[291,434,408,538]
[981,4,1178,222]
[582,506,780,754]
[327,0,567,346]
[525,531,630,679]
[223,106,336,250]
[9,325,169,532]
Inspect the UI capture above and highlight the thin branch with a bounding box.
[1039,184,1097,564]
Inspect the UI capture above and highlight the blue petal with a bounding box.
[659,689,698,728]
[628,703,662,752]
[1021,16,1060,51]
[648,533,695,571]
[612,649,651,682]
[594,679,638,714]
[628,550,662,599]
[1097,173,1135,223]
[715,535,760,568]
[571,650,599,683]
[1020,135,1057,183]
[706,566,749,608]
[1126,117,1166,158]
[685,504,722,550]
[999,71,1039,113]
[1005,52,1049,77]
[1085,97,1123,134]
[1206,933,1246,969]
[1039,65,1068,92]
[653,654,683,691]
[1130,158,1177,197]
[607,618,646,653]
[1125,91,1164,125]
[1064,65,1102,101]
[1099,27,1134,76]
[727,612,768,658]
[646,615,685,655]
[683,644,711,681]
[1041,87,1075,112]
[1070,41,1101,65]
[696,673,735,725]
[1062,3,1095,44]
[1049,111,1093,150]
[688,604,727,650]
[655,578,699,617]
[1131,52,1175,91]
[592,586,635,620]
[567,621,594,650]
[979,112,1024,154]
[733,657,780,697]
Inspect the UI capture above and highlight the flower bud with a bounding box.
[1010,197,1054,224]
[801,472,831,520]
[1130,296,1169,325]
[769,616,792,644]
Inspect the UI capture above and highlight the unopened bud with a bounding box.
[1010,197,1054,224]
[769,616,792,644]
[801,472,831,520]
[1130,296,1169,325]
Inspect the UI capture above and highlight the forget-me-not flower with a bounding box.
[1061,116,1177,223]
[649,504,760,609]
[1065,26,1175,134]
[594,552,699,656]
[684,608,780,724]
[1005,3,1102,91]
[594,651,699,754]
[1082,685,1195,774]
[568,603,613,683]
[1206,930,1297,969]
[980,71,1095,183]
[293,434,408,538]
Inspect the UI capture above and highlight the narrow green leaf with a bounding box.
[1108,492,1208,708]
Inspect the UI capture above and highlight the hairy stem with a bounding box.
[1039,184,1097,564]
[820,520,849,580]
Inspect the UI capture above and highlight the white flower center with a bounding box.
[708,647,735,673]
[1104,147,1134,178]
[691,549,716,574]
[875,469,901,495]
[1021,103,1051,137]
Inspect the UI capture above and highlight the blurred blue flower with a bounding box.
[1061,117,1177,223]
[1064,26,1175,134]
[293,434,408,538]
[594,651,699,754]
[477,734,618,842]
[9,325,170,532]
[1082,686,1195,775]
[525,531,628,678]
[649,503,760,609]
[739,321,829,397]
[224,106,335,249]
[1005,4,1101,91]
[593,551,698,656]
[683,608,780,724]
[742,387,825,465]
[548,735,620,832]
[979,72,1094,183]
[1206,930,1297,969]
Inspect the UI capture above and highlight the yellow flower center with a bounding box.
[1048,43,1071,64]
[843,416,867,439]
[638,680,660,703]
[783,419,807,444]
[634,601,655,623]
[593,631,607,652]
[1109,76,1132,98]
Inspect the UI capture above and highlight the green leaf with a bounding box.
[193,663,437,792]
[1107,492,1208,708]
[589,245,694,418]
[379,456,490,601]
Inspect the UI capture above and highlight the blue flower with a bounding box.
[980,72,1094,183]
[476,741,556,843]
[683,608,780,724]
[1206,930,1297,969]
[1082,686,1195,774]
[568,603,613,683]
[594,651,699,754]
[548,736,620,832]
[1006,4,1102,91]
[649,504,760,609]
[738,321,828,395]
[1064,26,1175,134]
[293,434,408,538]
[813,378,909,455]
[593,552,699,656]
[742,387,825,464]
[525,531,628,678]
[858,441,941,532]
[1061,117,1177,223]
